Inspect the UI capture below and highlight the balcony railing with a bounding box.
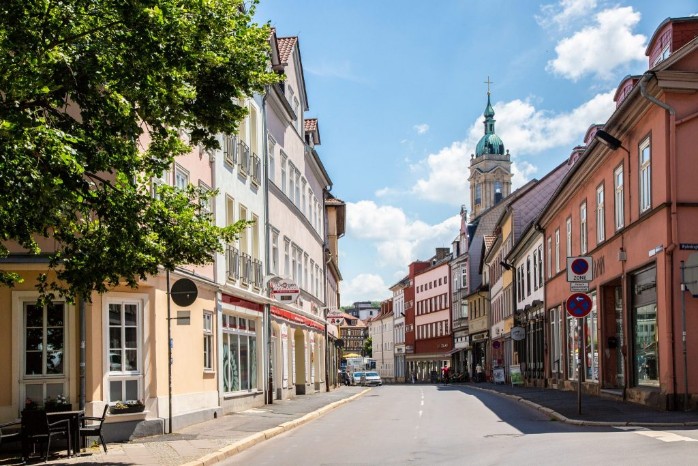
[252,258,263,288]
[251,154,261,186]
[227,245,240,281]
[240,252,252,284]
[238,140,250,175]
[224,135,238,166]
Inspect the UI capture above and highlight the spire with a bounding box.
[475,77,504,156]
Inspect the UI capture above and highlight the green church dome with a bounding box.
[475,92,505,156]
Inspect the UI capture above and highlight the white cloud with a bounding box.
[341,273,391,305]
[410,91,615,205]
[536,0,598,30]
[410,141,470,206]
[546,6,646,81]
[346,201,460,269]
[413,123,430,135]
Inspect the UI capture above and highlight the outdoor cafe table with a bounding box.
[47,409,84,456]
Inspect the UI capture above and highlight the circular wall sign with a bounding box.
[566,292,592,318]
[171,278,198,307]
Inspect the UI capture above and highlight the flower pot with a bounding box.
[109,405,145,415]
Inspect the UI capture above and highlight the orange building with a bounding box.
[538,17,698,410]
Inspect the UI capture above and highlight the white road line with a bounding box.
[614,426,697,442]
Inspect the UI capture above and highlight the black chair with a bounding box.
[0,420,22,447]
[21,409,71,462]
[79,405,108,453]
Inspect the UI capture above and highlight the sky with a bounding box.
[253,0,697,306]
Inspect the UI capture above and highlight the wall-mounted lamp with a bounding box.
[618,247,627,262]
[500,261,513,271]
[595,129,622,151]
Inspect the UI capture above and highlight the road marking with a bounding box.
[421,400,424,406]
[614,427,697,443]
[418,410,423,418]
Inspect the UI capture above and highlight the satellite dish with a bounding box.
[171,278,198,307]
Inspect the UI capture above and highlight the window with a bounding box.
[267,135,276,183]
[596,184,605,244]
[585,293,598,383]
[175,165,189,190]
[295,170,301,206]
[22,301,67,405]
[526,256,531,296]
[289,162,296,204]
[222,315,258,392]
[555,229,561,273]
[203,312,213,371]
[238,205,248,254]
[639,137,651,213]
[537,245,544,288]
[107,300,141,403]
[533,250,538,291]
[284,238,290,278]
[566,217,572,258]
[547,237,552,279]
[550,307,561,376]
[302,179,307,216]
[566,313,580,380]
[271,229,279,275]
[281,152,288,194]
[580,201,587,255]
[475,184,482,205]
[198,181,212,216]
[615,165,624,230]
[461,266,467,290]
[494,181,503,204]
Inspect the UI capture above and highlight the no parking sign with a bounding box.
[566,293,592,318]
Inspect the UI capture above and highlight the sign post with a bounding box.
[566,292,592,415]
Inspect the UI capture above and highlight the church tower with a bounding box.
[468,79,512,220]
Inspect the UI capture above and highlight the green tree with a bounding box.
[0,0,280,302]
[362,336,372,358]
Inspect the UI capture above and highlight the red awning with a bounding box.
[271,306,324,331]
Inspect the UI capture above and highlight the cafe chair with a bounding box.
[0,420,22,447]
[79,404,108,453]
[21,409,71,462]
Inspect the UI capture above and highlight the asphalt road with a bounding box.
[223,384,698,466]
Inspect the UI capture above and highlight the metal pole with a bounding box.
[266,303,273,404]
[79,298,86,410]
[323,309,329,392]
[577,317,582,415]
[681,261,689,411]
[167,270,173,434]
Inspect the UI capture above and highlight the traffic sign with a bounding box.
[566,293,593,318]
[567,256,593,282]
[570,282,590,292]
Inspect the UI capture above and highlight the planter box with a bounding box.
[109,405,145,415]
[45,403,73,413]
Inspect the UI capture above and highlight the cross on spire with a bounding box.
[484,76,493,95]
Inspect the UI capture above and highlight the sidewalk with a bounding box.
[3,383,696,465]
[466,382,698,427]
[0,386,368,466]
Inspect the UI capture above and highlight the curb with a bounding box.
[181,388,371,466]
[469,385,694,428]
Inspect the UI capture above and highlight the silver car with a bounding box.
[362,371,382,386]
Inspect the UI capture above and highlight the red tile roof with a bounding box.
[277,36,297,64]
[304,118,317,132]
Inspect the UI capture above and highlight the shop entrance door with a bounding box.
[602,284,624,388]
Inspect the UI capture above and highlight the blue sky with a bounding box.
[254,0,697,306]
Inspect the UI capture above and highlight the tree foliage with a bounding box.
[0,0,280,302]
[362,336,372,358]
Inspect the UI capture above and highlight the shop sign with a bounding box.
[511,327,525,341]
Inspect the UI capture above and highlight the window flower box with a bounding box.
[109,400,145,415]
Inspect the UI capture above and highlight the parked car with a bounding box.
[362,371,382,386]
[351,372,364,385]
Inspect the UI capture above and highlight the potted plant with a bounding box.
[109,400,145,414]
[23,397,38,412]
[44,394,71,412]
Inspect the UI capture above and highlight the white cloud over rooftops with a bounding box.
[536,0,598,30]
[546,6,647,81]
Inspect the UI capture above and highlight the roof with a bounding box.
[276,36,297,64]
[304,118,317,132]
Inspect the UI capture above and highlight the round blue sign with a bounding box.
[566,292,592,318]
[571,258,589,276]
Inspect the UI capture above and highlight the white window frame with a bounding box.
[203,312,214,371]
[615,165,624,230]
[104,294,146,404]
[566,217,572,259]
[271,228,279,275]
[639,137,651,213]
[580,201,587,255]
[555,229,561,273]
[175,164,189,190]
[267,135,276,184]
[596,184,605,244]
[547,237,552,279]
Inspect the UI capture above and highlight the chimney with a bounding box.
[435,248,450,261]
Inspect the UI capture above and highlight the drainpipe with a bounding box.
[262,89,274,405]
[640,71,679,407]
